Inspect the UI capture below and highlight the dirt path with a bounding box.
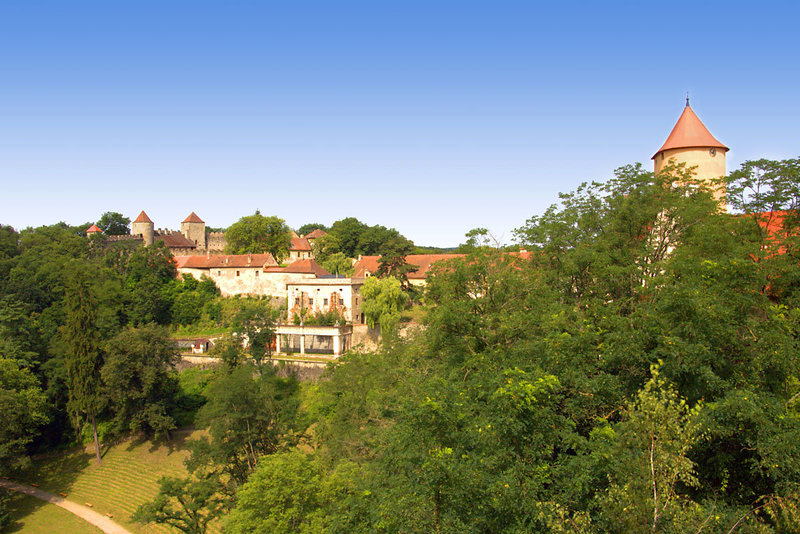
[0,479,132,534]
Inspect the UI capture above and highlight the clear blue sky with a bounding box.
[1,0,798,246]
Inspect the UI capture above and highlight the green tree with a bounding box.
[229,299,280,369]
[320,251,354,276]
[225,211,291,260]
[62,269,104,464]
[360,276,407,334]
[0,357,49,473]
[133,474,226,534]
[594,366,707,533]
[96,211,131,235]
[186,364,300,491]
[225,451,361,534]
[102,324,180,438]
[375,239,418,291]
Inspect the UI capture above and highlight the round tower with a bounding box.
[181,212,206,248]
[653,99,729,207]
[131,210,155,246]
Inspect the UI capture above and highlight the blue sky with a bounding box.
[1,1,798,246]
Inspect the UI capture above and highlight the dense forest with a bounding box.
[2,157,800,533]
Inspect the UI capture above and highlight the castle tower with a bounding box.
[131,211,155,246]
[86,224,102,237]
[181,212,206,248]
[653,99,729,206]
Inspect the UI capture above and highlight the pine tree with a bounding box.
[62,269,104,464]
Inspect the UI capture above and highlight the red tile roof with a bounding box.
[653,105,728,159]
[353,251,534,279]
[282,259,330,276]
[290,237,312,251]
[353,254,466,279]
[305,229,327,239]
[86,224,102,234]
[174,253,279,269]
[133,210,153,223]
[155,231,196,249]
[182,212,204,224]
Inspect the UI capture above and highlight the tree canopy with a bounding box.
[225,211,292,260]
[96,211,131,235]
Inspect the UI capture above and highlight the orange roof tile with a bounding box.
[155,231,196,249]
[86,224,102,233]
[290,237,312,251]
[133,210,153,224]
[353,254,466,279]
[174,253,279,269]
[182,212,204,224]
[283,259,330,276]
[653,105,728,159]
[305,229,327,239]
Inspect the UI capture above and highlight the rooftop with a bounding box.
[653,104,728,159]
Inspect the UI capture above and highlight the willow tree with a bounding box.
[62,269,104,463]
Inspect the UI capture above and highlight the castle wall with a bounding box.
[206,232,227,251]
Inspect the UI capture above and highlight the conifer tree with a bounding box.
[62,269,104,464]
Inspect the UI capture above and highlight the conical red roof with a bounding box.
[182,212,204,224]
[653,105,728,159]
[133,210,153,224]
[86,224,102,233]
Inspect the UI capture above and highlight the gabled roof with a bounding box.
[282,259,330,276]
[305,229,327,239]
[653,104,728,159]
[86,224,102,233]
[182,212,204,224]
[290,237,312,251]
[155,231,196,249]
[133,210,153,224]
[174,253,279,269]
[353,254,466,279]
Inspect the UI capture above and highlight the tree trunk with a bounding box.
[90,411,102,465]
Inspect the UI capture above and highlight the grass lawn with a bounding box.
[171,325,230,339]
[11,429,221,534]
[4,493,103,534]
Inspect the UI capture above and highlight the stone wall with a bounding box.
[352,324,381,351]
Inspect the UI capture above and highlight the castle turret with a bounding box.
[131,210,155,246]
[653,99,729,206]
[86,224,102,237]
[181,212,206,248]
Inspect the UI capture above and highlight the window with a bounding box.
[324,298,328,306]
[255,270,259,277]
[217,271,222,276]
[295,298,300,305]
[309,298,314,305]
[236,270,240,277]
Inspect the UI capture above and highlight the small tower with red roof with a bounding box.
[181,212,206,248]
[85,224,102,237]
[131,211,155,246]
[653,98,729,206]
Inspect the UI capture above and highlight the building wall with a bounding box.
[288,250,313,262]
[287,280,364,323]
[178,265,317,298]
[654,147,727,205]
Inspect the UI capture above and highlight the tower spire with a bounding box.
[686,92,690,107]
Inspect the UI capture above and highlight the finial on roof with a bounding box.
[686,92,690,107]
